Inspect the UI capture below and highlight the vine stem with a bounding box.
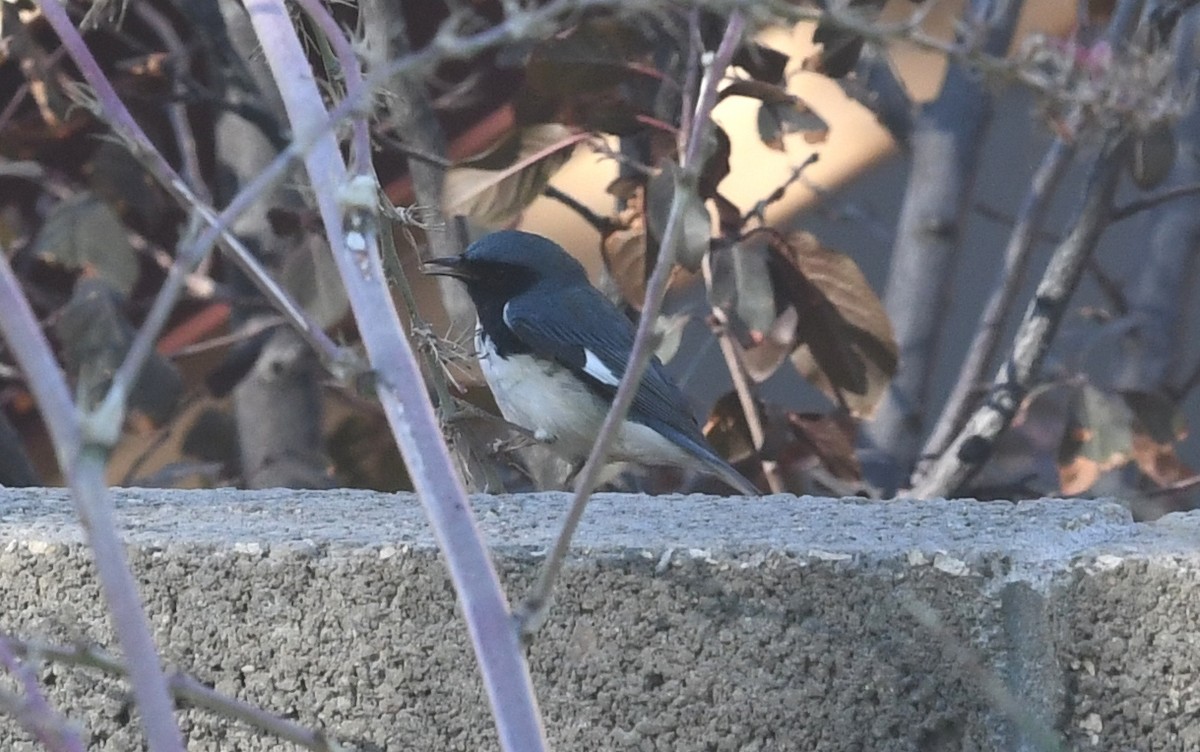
[242,2,547,749]
[516,9,749,637]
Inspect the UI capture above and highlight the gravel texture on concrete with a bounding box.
[0,489,1194,751]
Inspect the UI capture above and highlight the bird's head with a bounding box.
[424,230,589,302]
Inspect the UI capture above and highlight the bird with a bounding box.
[424,229,759,496]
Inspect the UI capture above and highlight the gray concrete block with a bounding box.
[0,489,1194,751]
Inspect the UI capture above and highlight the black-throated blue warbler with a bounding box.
[425,229,759,495]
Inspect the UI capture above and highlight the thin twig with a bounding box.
[1143,471,1200,497]
[914,0,1148,494]
[165,317,286,359]
[516,9,749,638]
[130,3,208,202]
[1111,181,1200,221]
[359,0,467,418]
[0,238,183,752]
[902,599,1065,752]
[704,279,785,493]
[289,0,372,175]
[40,2,356,452]
[972,202,1062,244]
[866,0,1024,483]
[4,638,343,752]
[741,153,820,227]
[0,638,86,752]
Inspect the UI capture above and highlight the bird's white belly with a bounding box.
[476,332,691,467]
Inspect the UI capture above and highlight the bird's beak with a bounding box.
[422,256,474,280]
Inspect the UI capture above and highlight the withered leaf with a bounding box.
[34,191,140,297]
[653,312,691,365]
[54,278,182,425]
[524,18,654,96]
[1128,123,1176,190]
[740,307,799,383]
[443,124,581,227]
[599,185,692,310]
[278,221,350,329]
[732,43,788,85]
[1125,390,1193,488]
[718,80,796,106]
[702,391,760,465]
[808,23,867,79]
[767,231,896,418]
[708,240,793,382]
[698,126,731,200]
[1057,383,1133,496]
[728,240,776,335]
[757,98,828,151]
[703,391,861,490]
[328,413,409,491]
[645,160,711,271]
[517,17,655,135]
[785,411,861,482]
[181,406,240,466]
[85,141,169,228]
[712,192,742,235]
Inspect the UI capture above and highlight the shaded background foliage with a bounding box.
[0,0,1197,520]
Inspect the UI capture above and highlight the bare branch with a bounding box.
[130,3,208,201]
[241,3,547,749]
[1112,182,1200,221]
[704,273,786,494]
[544,185,618,235]
[0,233,183,751]
[865,0,1025,487]
[741,153,820,227]
[516,8,750,638]
[911,135,1128,498]
[1115,11,1200,397]
[39,2,357,457]
[918,137,1076,467]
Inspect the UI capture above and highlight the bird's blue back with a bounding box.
[503,278,713,454]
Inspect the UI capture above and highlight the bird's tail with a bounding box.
[666,428,760,496]
[698,452,761,496]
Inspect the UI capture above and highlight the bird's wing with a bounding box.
[505,285,760,495]
[502,286,703,441]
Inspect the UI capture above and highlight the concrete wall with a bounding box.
[0,489,1195,751]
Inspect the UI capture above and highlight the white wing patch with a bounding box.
[501,302,517,333]
[502,301,621,387]
[583,349,620,386]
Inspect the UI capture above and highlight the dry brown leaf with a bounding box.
[1056,384,1133,495]
[645,160,711,271]
[785,411,861,481]
[766,231,896,418]
[443,124,582,227]
[34,191,140,297]
[600,185,693,310]
[1125,390,1193,488]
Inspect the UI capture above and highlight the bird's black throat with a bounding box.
[456,259,538,358]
